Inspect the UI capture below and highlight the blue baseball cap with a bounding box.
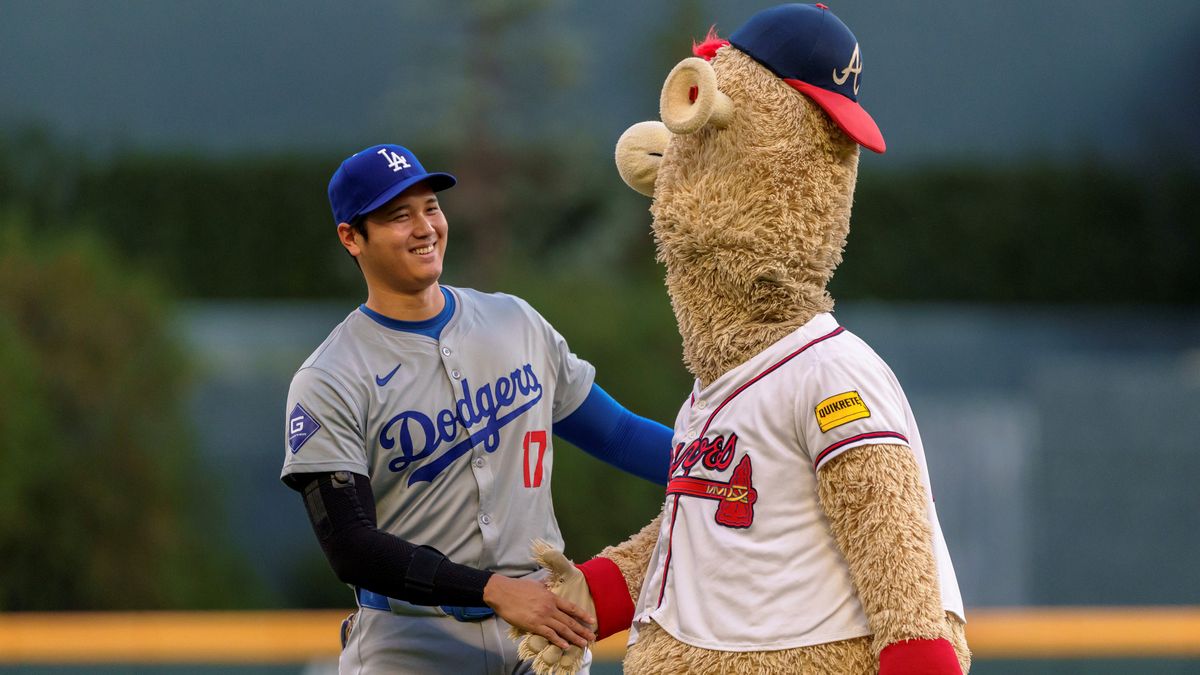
[328,144,457,225]
[729,3,885,153]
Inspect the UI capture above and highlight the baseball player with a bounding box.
[281,144,673,674]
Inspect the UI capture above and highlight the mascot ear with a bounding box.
[660,57,734,135]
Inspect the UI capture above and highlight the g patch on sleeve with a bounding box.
[288,403,322,453]
[815,391,870,433]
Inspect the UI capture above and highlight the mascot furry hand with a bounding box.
[514,4,971,674]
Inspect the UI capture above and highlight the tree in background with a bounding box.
[413,0,595,286]
[0,223,258,610]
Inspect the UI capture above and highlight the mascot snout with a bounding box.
[614,120,670,197]
[615,56,735,197]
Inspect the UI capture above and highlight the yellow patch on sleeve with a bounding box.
[815,391,871,432]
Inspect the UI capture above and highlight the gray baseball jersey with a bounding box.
[282,285,595,577]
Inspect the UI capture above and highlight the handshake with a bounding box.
[483,541,609,675]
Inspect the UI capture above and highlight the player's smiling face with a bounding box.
[353,182,448,294]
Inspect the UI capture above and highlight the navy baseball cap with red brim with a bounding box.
[328,144,457,225]
[729,3,885,154]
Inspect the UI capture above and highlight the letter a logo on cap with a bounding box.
[377,148,412,173]
[831,43,862,96]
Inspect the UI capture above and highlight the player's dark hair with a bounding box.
[346,215,368,268]
[350,215,369,242]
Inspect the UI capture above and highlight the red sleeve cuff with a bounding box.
[576,557,635,639]
[879,637,962,675]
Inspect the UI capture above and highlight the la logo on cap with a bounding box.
[377,147,412,173]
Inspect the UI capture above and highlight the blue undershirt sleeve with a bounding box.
[552,383,672,486]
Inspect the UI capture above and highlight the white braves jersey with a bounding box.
[630,312,963,651]
[281,286,595,577]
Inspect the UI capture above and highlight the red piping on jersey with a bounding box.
[656,325,846,608]
[658,494,685,608]
[699,327,844,439]
[813,431,909,468]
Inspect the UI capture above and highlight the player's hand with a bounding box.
[507,542,598,675]
[482,574,596,653]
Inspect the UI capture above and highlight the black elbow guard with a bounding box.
[292,471,491,606]
[297,471,387,579]
[403,544,448,606]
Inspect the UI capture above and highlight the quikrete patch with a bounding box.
[815,391,870,432]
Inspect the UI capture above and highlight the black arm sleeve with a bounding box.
[286,471,493,607]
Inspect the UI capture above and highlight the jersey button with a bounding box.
[451,369,462,380]
[441,346,452,357]
[696,399,707,410]
[479,513,492,525]
[473,457,486,468]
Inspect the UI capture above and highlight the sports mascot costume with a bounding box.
[514,5,971,674]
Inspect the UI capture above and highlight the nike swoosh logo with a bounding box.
[375,363,402,387]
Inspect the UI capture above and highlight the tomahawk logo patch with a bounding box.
[288,403,322,453]
[667,433,757,528]
[815,390,870,432]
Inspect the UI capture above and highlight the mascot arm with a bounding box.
[577,511,664,639]
[817,443,962,674]
[516,511,667,667]
[511,514,664,674]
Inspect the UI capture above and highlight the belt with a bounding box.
[356,587,495,622]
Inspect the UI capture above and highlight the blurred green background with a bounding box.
[1,0,1198,671]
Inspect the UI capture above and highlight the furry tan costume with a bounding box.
[515,5,970,674]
